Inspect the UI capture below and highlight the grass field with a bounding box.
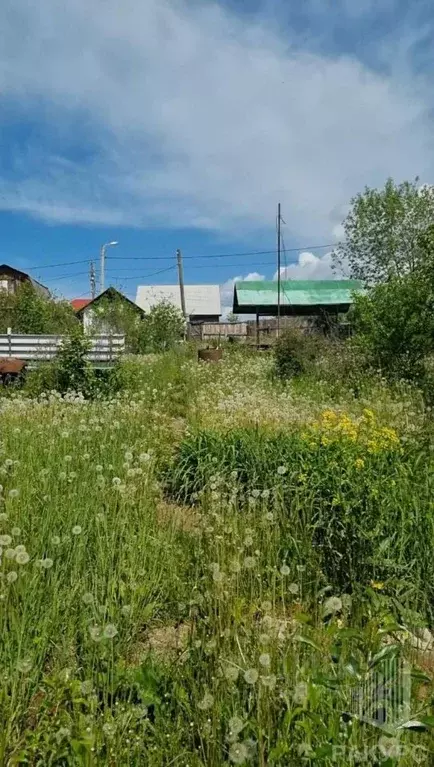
[1,348,434,765]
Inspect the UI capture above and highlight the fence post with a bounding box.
[7,327,12,358]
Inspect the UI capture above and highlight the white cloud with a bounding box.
[274,250,346,280]
[220,271,265,316]
[0,0,433,237]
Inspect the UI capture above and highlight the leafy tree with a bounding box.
[227,312,239,324]
[143,300,185,352]
[334,178,434,284]
[0,282,78,334]
[352,268,434,381]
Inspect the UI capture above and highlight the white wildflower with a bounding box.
[288,583,299,595]
[8,489,19,499]
[198,691,214,710]
[5,548,16,560]
[6,571,17,584]
[103,624,118,639]
[280,564,290,576]
[82,592,94,605]
[72,525,82,536]
[228,716,244,736]
[11,527,20,537]
[323,596,343,617]
[276,465,287,476]
[16,551,30,565]
[229,742,249,764]
[259,653,271,668]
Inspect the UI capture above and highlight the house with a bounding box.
[0,264,50,298]
[71,287,145,334]
[135,284,221,324]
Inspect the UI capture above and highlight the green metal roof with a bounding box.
[233,280,364,314]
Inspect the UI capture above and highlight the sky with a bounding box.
[0,0,433,313]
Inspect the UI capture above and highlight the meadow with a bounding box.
[1,347,434,766]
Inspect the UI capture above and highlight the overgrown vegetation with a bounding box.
[0,282,78,335]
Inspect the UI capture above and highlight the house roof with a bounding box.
[0,264,50,297]
[71,298,92,311]
[135,284,221,317]
[74,287,145,317]
[233,280,364,315]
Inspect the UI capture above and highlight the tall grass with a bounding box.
[0,354,432,765]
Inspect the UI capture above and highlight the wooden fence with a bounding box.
[0,333,125,366]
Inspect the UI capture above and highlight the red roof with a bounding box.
[71,298,91,311]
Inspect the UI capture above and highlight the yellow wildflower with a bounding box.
[363,408,375,421]
[354,458,365,470]
[370,580,385,591]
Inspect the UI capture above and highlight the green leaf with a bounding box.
[294,635,322,652]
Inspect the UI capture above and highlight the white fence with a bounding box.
[0,333,125,365]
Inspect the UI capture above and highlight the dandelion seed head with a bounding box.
[243,557,256,570]
[288,582,299,595]
[243,668,259,684]
[5,548,16,560]
[112,477,121,486]
[223,665,239,683]
[228,716,244,736]
[229,741,249,764]
[95,465,103,473]
[82,592,94,605]
[259,653,271,668]
[0,513,7,522]
[15,544,26,553]
[103,624,118,639]
[51,536,61,545]
[261,674,277,689]
[72,525,82,535]
[276,465,287,476]
[323,596,343,616]
[6,571,17,584]
[280,564,290,576]
[11,527,20,537]
[8,489,19,499]
[198,691,214,710]
[16,551,30,565]
[41,558,53,569]
[17,658,32,673]
[89,625,102,642]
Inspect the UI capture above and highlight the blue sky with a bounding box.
[0,0,433,309]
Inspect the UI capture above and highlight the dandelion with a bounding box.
[121,604,132,616]
[139,452,151,463]
[264,511,274,522]
[72,525,82,535]
[82,592,94,605]
[17,658,32,673]
[259,653,271,668]
[124,451,133,462]
[89,625,102,642]
[243,557,256,570]
[229,742,249,764]
[95,465,103,473]
[16,551,30,565]
[280,564,290,576]
[288,582,299,595]
[223,665,239,683]
[259,633,270,645]
[112,477,121,486]
[261,674,277,689]
[102,722,116,737]
[323,596,343,616]
[6,571,17,584]
[15,544,25,553]
[244,668,258,685]
[251,489,260,499]
[261,489,270,499]
[261,600,272,613]
[0,513,8,522]
[64,455,72,463]
[198,691,214,710]
[11,527,20,537]
[8,489,19,499]
[51,536,61,546]
[41,558,54,569]
[5,548,16,560]
[276,465,287,476]
[103,624,118,639]
[228,716,244,736]
[243,535,253,547]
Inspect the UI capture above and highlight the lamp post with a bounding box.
[100,241,118,293]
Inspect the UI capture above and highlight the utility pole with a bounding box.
[100,241,118,293]
[90,261,96,299]
[176,249,187,320]
[277,202,282,337]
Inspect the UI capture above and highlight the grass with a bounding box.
[0,348,433,765]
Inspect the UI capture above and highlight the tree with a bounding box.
[143,300,185,352]
[334,178,434,285]
[352,267,434,381]
[0,282,78,334]
[226,312,239,324]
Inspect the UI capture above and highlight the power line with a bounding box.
[24,241,338,270]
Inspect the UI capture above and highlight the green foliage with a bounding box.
[88,290,148,354]
[143,300,185,352]
[0,282,78,334]
[25,330,97,397]
[274,328,321,379]
[334,177,434,284]
[352,271,434,382]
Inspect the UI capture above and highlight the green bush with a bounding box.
[274,329,321,379]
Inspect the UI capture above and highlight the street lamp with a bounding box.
[100,241,118,293]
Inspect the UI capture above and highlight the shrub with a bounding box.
[274,329,321,379]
